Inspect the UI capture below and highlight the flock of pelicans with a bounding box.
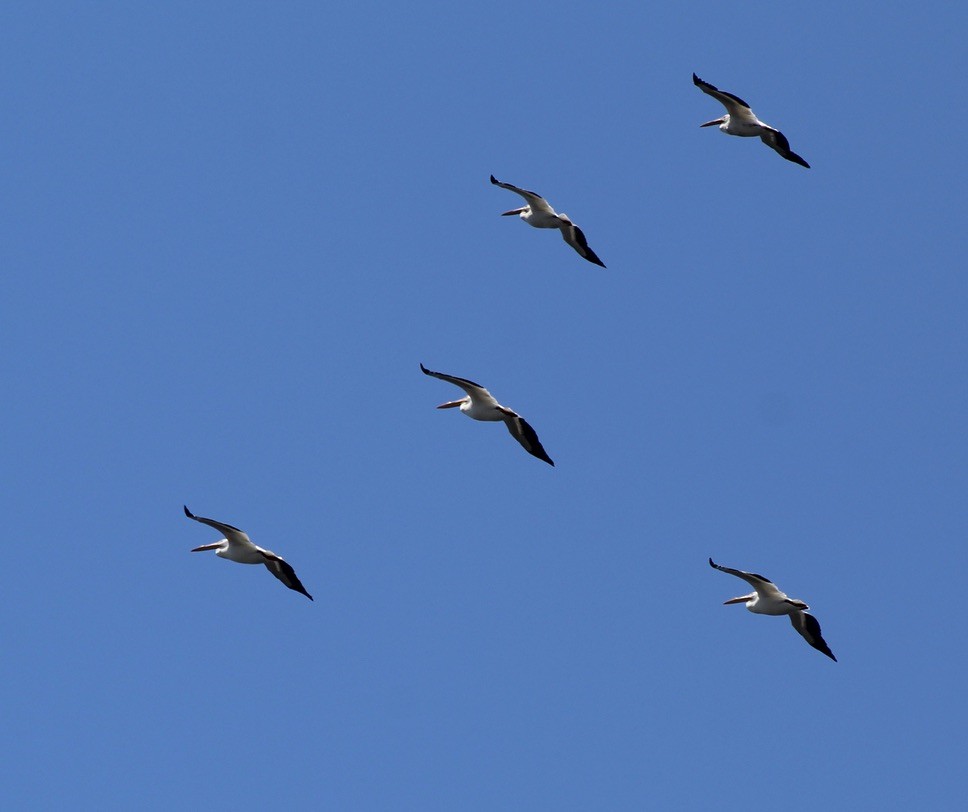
[186,74,835,662]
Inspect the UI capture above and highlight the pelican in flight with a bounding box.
[490,175,606,267]
[420,363,554,465]
[693,73,810,168]
[185,506,313,600]
[709,558,835,660]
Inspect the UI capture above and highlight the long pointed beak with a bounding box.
[501,208,525,216]
[191,542,223,552]
[700,117,725,128]
[436,400,464,409]
[723,595,753,605]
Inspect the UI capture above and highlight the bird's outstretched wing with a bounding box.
[708,558,786,601]
[260,549,314,601]
[790,611,836,660]
[420,363,497,405]
[760,129,810,168]
[560,221,606,267]
[693,73,753,117]
[184,505,250,544]
[490,174,555,214]
[498,407,554,466]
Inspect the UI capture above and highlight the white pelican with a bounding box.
[185,506,313,600]
[709,558,835,660]
[490,175,606,267]
[693,73,810,168]
[420,363,554,466]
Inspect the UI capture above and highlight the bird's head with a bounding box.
[700,116,727,129]
[500,206,527,217]
[723,593,756,605]
[436,397,468,410]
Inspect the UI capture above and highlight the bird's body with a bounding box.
[420,363,554,465]
[209,540,266,565]
[693,73,810,168]
[490,175,605,267]
[185,506,313,600]
[709,558,835,660]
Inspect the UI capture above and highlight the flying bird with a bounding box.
[709,558,835,660]
[490,174,606,267]
[420,363,554,465]
[185,505,313,600]
[693,73,810,168]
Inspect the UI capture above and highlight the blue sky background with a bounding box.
[3,3,966,809]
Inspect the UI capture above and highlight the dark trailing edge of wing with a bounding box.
[504,413,554,466]
[262,552,314,601]
[183,505,244,534]
[420,363,485,390]
[762,130,811,168]
[571,225,606,267]
[795,613,836,661]
[692,73,751,109]
[772,130,793,152]
[708,557,773,584]
[520,419,554,466]
[490,174,542,199]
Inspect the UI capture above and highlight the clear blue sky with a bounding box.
[3,3,966,809]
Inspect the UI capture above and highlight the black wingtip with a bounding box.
[783,149,811,169]
[420,362,431,375]
[692,72,701,84]
[489,174,498,185]
[582,247,607,268]
[708,557,718,568]
[815,642,837,661]
[184,505,194,519]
